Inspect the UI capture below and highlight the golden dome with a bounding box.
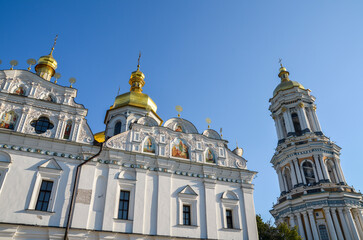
[273,64,305,96]
[94,131,105,143]
[112,91,157,113]
[35,35,58,81]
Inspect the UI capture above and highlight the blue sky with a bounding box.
[1,0,363,222]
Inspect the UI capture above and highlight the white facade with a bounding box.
[0,62,258,239]
[269,66,363,240]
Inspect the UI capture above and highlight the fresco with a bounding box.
[175,125,183,132]
[14,87,25,96]
[143,137,156,153]
[0,112,17,130]
[63,121,72,140]
[172,138,189,159]
[206,149,215,163]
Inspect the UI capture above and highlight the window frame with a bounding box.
[182,204,192,225]
[226,209,234,229]
[35,180,54,212]
[114,178,135,221]
[178,186,198,226]
[220,191,241,230]
[118,190,130,220]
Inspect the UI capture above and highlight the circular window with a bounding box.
[31,117,54,134]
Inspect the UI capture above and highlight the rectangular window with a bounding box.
[35,180,53,211]
[226,209,233,229]
[183,205,191,225]
[118,190,130,220]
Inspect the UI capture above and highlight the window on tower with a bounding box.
[302,161,316,184]
[291,113,302,136]
[114,121,121,135]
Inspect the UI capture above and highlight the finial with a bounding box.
[220,128,223,138]
[137,51,141,70]
[279,58,283,67]
[54,73,61,83]
[27,59,36,71]
[236,139,238,148]
[117,86,120,96]
[50,34,58,55]
[175,105,183,117]
[69,77,76,88]
[206,118,211,129]
[10,60,18,70]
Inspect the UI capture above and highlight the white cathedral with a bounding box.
[269,65,363,240]
[0,43,259,239]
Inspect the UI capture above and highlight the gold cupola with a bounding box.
[35,35,58,81]
[273,63,305,97]
[105,54,162,123]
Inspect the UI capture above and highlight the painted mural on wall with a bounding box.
[14,87,25,96]
[205,149,215,163]
[171,138,189,159]
[0,112,17,130]
[63,121,72,140]
[175,125,183,132]
[143,137,156,153]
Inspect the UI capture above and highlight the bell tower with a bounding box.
[269,64,363,240]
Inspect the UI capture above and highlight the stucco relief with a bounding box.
[77,122,94,144]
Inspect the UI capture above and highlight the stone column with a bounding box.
[352,210,363,239]
[323,207,338,240]
[132,168,147,234]
[356,210,363,233]
[293,159,303,185]
[204,180,218,239]
[277,168,286,193]
[338,207,352,240]
[307,209,320,239]
[156,171,172,236]
[295,213,306,240]
[345,207,360,240]
[306,108,317,132]
[282,109,294,134]
[289,164,298,187]
[319,155,329,181]
[311,106,322,132]
[335,158,346,183]
[289,214,296,228]
[299,104,311,130]
[313,155,324,181]
[302,211,313,240]
[300,162,307,185]
[274,118,283,140]
[330,208,344,240]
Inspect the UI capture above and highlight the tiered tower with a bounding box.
[269,64,363,240]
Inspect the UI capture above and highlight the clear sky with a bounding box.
[1,0,363,222]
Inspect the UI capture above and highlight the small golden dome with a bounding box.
[273,64,305,96]
[35,35,58,81]
[94,131,105,143]
[112,91,157,112]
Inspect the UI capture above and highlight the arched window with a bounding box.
[283,168,293,191]
[302,161,315,184]
[114,121,121,135]
[326,160,338,183]
[14,86,25,96]
[143,137,155,154]
[63,120,72,140]
[205,149,215,163]
[291,113,302,136]
[0,111,18,130]
[30,117,54,134]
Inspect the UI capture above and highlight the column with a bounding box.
[338,208,352,240]
[295,213,306,240]
[323,208,338,240]
[345,207,360,240]
[306,108,317,132]
[299,105,311,130]
[277,168,286,193]
[311,107,322,132]
[311,162,319,183]
[293,159,303,184]
[307,209,320,240]
[352,210,363,239]
[289,214,296,228]
[132,169,147,234]
[289,163,298,187]
[16,108,30,132]
[357,210,363,232]
[283,109,294,134]
[335,158,346,183]
[300,162,307,185]
[204,180,218,239]
[330,208,344,240]
[156,171,172,236]
[302,211,313,240]
[313,155,324,181]
[319,155,329,181]
[274,118,283,140]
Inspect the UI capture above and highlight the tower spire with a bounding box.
[35,35,58,81]
[50,34,58,55]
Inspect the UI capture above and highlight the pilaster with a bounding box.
[307,209,319,239]
[302,211,313,240]
[323,207,337,240]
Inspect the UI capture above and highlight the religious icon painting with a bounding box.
[0,111,17,130]
[143,137,156,153]
[63,120,72,140]
[205,149,215,163]
[14,87,25,96]
[175,125,183,132]
[171,138,189,159]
